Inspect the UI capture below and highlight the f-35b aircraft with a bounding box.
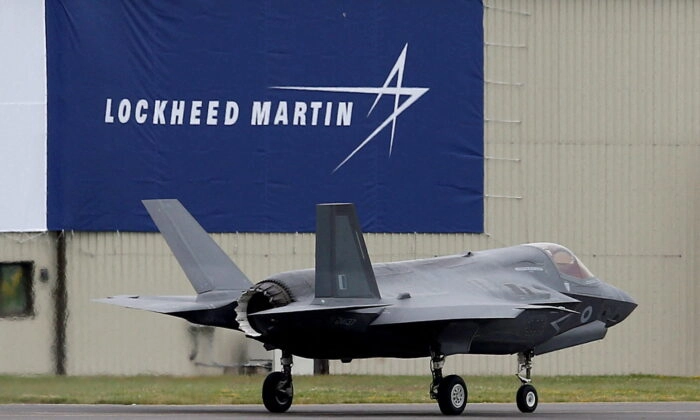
[98,200,636,415]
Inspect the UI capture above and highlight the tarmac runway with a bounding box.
[1,402,699,419]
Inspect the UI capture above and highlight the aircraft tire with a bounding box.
[437,375,467,415]
[262,371,293,413]
[516,383,538,413]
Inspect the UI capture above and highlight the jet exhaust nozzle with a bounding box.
[236,280,293,337]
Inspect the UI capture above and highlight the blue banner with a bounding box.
[46,0,483,233]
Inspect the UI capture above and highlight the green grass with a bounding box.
[0,375,697,405]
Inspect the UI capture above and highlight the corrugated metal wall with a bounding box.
[1,0,698,376]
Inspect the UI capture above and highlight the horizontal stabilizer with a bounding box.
[143,199,252,294]
[94,291,239,314]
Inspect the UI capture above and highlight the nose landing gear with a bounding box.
[515,350,538,413]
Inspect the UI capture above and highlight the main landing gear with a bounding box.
[262,352,294,413]
[430,351,468,415]
[515,350,538,413]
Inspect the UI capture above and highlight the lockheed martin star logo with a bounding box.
[271,43,429,172]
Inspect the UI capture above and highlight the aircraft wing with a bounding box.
[370,303,512,325]
[370,293,580,326]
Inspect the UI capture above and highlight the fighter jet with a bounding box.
[97,199,636,415]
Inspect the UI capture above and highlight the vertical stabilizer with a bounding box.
[314,203,380,300]
[143,199,252,294]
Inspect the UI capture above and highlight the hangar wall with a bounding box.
[1,0,698,376]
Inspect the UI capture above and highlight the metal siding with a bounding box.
[66,232,196,375]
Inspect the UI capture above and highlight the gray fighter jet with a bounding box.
[98,200,637,415]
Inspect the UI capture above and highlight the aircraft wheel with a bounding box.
[437,374,467,415]
[516,383,538,413]
[262,371,293,413]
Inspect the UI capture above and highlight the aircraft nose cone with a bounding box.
[618,288,637,306]
[607,287,637,327]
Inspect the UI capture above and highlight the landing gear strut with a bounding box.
[515,350,538,413]
[262,351,294,413]
[430,350,467,415]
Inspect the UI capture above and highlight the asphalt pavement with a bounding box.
[2,402,700,419]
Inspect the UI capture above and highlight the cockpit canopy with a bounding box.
[528,243,595,280]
